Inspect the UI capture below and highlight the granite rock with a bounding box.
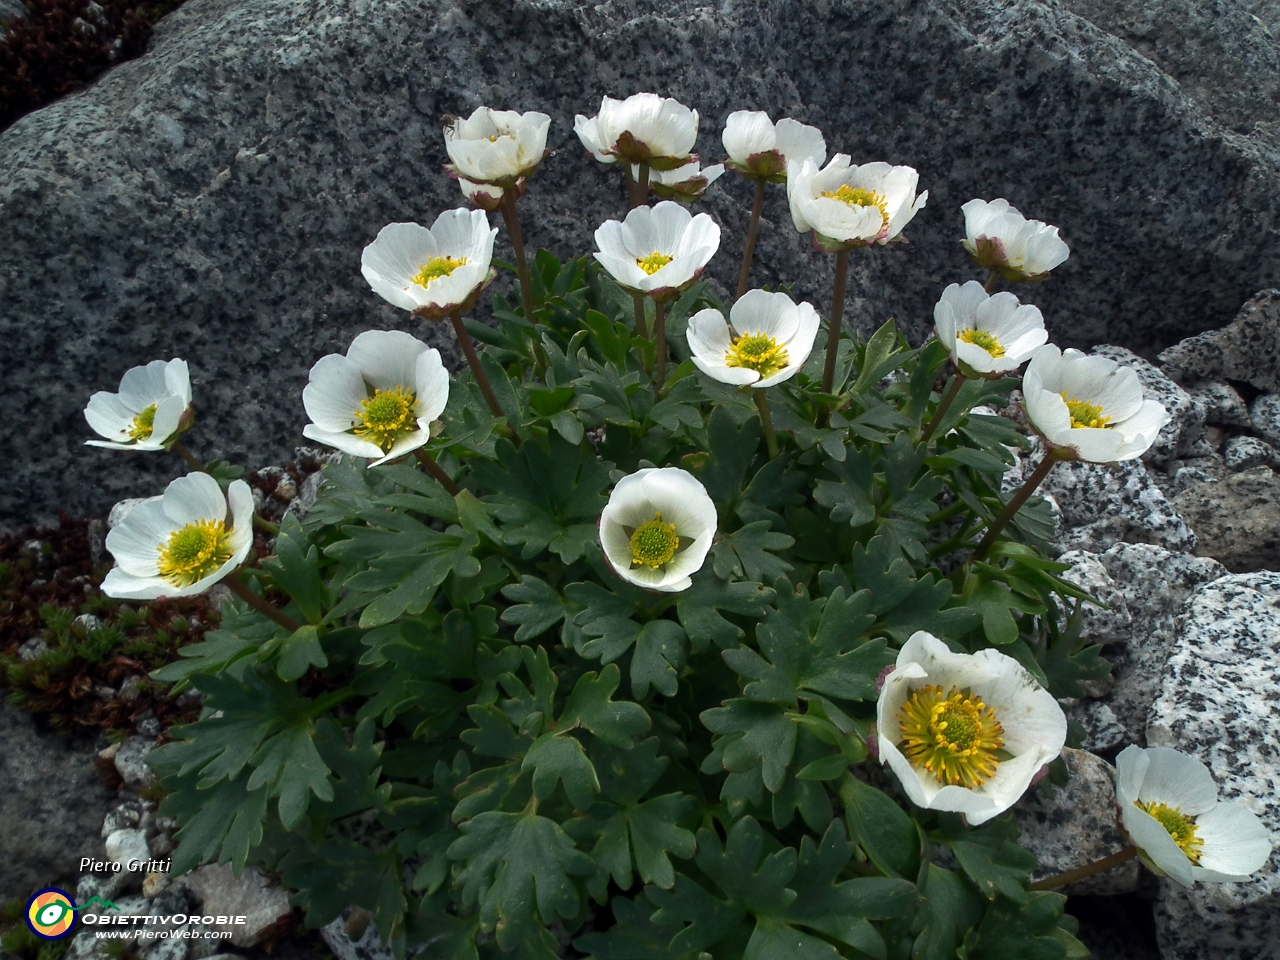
[1067,699,1128,754]
[1158,289,1280,393]
[105,828,150,876]
[1188,380,1254,429]
[1015,748,1139,895]
[1174,467,1280,572]
[322,909,396,960]
[1090,345,1201,465]
[1042,459,1197,555]
[184,863,293,947]
[1147,572,1280,960]
[1251,393,1280,448]
[1224,435,1278,472]
[114,735,158,790]
[66,889,193,960]
[1057,549,1132,644]
[4,0,1280,528]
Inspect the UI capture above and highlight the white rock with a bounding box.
[102,799,144,837]
[1250,393,1280,448]
[322,908,396,960]
[1056,550,1132,643]
[1043,459,1197,555]
[105,827,150,869]
[74,613,104,632]
[114,736,158,790]
[17,637,49,662]
[1147,572,1280,960]
[184,863,293,947]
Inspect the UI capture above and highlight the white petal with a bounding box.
[1193,803,1274,880]
[415,348,451,424]
[149,394,187,445]
[362,222,439,290]
[84,391,137,440]
[757,301,820,387]
[362,266,424,312]
[593,252,649,291]
[431,207,492,261]
[347,329,429,391]
[685,308,733,364]
[1135,747,1219,814]
[101,567,174,601]
[163,472,228,527]
[1115,745,1149,808]
[722,110,776,163]
[730,289,799,344]
[117,359,173,410]
[774,118,826,166]
[1123,803,1196,887]
[105,497,171,576]
[370,429,430,466]
[676,212,722,261]
[303,354,369,433]
[302,424,386,460]
[164,359,192,406]
[1112,400,1170,461]
[954,339,1002,375]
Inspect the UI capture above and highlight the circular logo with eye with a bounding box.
[26,889,77,940]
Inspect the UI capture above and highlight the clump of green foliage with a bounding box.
[0,898,72,960]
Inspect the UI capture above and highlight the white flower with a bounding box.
[593,200,720,300]
[788,155,927,250]
[599,467,717,593]
[634,160,725,202]
[443,107,551,186]
[302,330,449,466]
[84,359,192,451]
[574,94,699,169]
[102,473,253,600]
[361,210,497,321]
[961,198,1069,281]
[1023,345,1170,462]
[933,281,1048,377]
[721,111,826,182]
[686,289,820,388]
[1116,745,1272,887]
[876,630,1066,826]
[458,177,506,212]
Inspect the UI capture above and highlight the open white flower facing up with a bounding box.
[877,630,1066,826]
[636,161,725,203]
[361,210,498,321]
[599,467,717,592]
[722,111,826,183]
[933,281,1048,377]
[593,201,721,300]
[1023,345,1170,462]
[443,107,551,187]
[102,472,253,600]
[302,330,449,466]
[84,358,192,452]
[788,156,927,251]
[961,198,1070,282]
[574,93,699,169]
[1116,745,1272,887]
[686,289,820,388]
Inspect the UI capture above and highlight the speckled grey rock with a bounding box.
[4,0,1280,529]
[1090,346,1201,465]
[184,863,292,947]
[1187,380,1254,429]
[1096,543,1227,745]
[1159,289,1280,393]
[1147,572,1280,960]
[66,889,193,960]
[1068,699,1128,754]
[1225,435,1278,472]
[1057,549,1132,643]
[1165,455,1228,496]
[1174,467,1280,573]
[114,735,158,790]
[1043,459,1197,555]
[322,908,395,960]
[1016,748,1139,895]
[1251,394,1280,448]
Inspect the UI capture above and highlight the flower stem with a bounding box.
[653,298,667,393]
[753,389,779,459]
[632,292,650,340]
[450,312,505,420]
[624,165,638,208]
[499,191,537,325]
[736,179,766,300]
[413,448,461,496]
[225,574,302,632]
[821,248,850,397]
[971,453,1058,562]
[252,514,280,535]
[984,268,999,293]
[635,162,650,208]
[171,440,203,472]
[919,372,967,443]
[1028,846,1137,891]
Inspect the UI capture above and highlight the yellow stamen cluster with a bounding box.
[725,332,790,380]
[629,512,679,569]
[820,185,889,227]
[636,252,673,275]
[128,404,158,441]
[1136,801,1203,864]
[353,387,418,452]
[958,328,1005,359]
[898,684,1005,788]
[1060,393,1112,429]
[412,256,467,288]
[157,520,233,587]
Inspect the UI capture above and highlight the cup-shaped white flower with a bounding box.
[102,473,253,600]
[961,199,1070,282]
[458,177,507,212]
[1116,745,1272,887]
[722,111,826,183]
[574,94,699,169]
[788,155,927,251]
[443,107,551,186]
[636,161,725,203]
[933,281,1048,377]
[361,210,498,321]
[1023,345,1170,462]
[876,630,1066,826]
[593,201,720,301]
[599,467,716,593]
[84,358,192,451]
[686,290,820,389]
[302,330,449,466]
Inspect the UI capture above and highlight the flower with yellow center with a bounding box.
[637,252,674,275]
[788,154,926,250]
[876,631,1065,825]
[599,467,717,593]
[102,473,253,600]
[932,281,1047,377]
[443,107,550,186]
[686,289,820,389]
[961,198,1069,282]
[1116,745,1272,887]
[85,358,192,452]
[1022,345,1170,462]
[303,330,450,466]
[361,210,497,320]
[593,201,721,300]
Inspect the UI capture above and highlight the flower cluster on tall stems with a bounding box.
[599,467,717,592]
[575,93,699,207]
[84,358,193,453]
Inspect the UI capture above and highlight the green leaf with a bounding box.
[911,864,985,960]
[560,663,652,747]
[276,625,329,681]
[851,318,910,395]
[691,406,761,506]
[948,817,1036,904]
[839,774,920,880]
[281,836,408,940]
[575,896,703,960]
[968,891,1076,960]
[969,580,1043,646]
[701,699,797,793]
[646,875,745,955]
[628,793,698,889]
[743,918,842,960]
[711,521,795,583]
[631,620,688,698]
[246,720,335,829]
[813,448,876,527]
[693,816,796,915]
[262,513,324,623]
[522,733,599,808]
[676,572,774,652]
[500,576,568,642]
[155,771,267,874]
